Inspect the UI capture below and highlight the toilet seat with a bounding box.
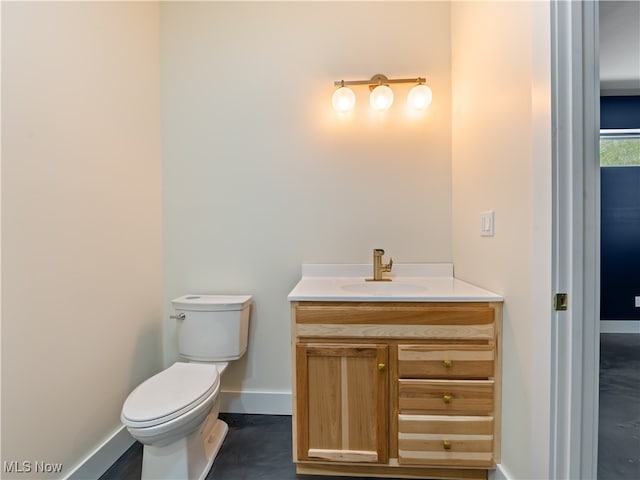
[121,362,219,428]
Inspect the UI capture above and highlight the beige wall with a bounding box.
[160,1,453,394]
[451,2,552,478]
[1,2,162,478]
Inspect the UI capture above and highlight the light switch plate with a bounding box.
[635,296,640,308]
[481,211,495,237]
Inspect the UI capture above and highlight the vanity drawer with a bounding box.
[398,380,494,415]
[398,414,494,467]
[397,344,494,379]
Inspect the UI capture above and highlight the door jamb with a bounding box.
[550,1,600,478]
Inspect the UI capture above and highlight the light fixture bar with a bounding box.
[334,74,426,87]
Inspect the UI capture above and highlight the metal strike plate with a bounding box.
[554,293,568,311]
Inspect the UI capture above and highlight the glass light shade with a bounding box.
[332,86,356,113]
[408,84,433,110]
[369,85,394,111]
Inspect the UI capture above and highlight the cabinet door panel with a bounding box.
[296,343,388,463]
[307,355,342,448]
[346,355,379,451]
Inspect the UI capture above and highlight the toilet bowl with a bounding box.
[121,294,252,480]
[121,362,227,480]
[122,362,221,446]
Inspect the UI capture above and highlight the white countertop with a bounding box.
[287,264,503,303]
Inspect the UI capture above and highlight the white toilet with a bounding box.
[121,294,252,480]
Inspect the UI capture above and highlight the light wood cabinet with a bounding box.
[295,343,388,463]
[292,301,502,480]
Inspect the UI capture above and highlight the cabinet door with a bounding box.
[296,343,388,464]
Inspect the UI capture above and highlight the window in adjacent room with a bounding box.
[600,129,640,166]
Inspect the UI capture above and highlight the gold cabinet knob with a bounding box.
[377,363,386,371]
[443,440,452,450]
[443,359,453,368]
[443,394,452,404]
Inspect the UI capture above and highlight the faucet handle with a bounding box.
[384,257,393,272]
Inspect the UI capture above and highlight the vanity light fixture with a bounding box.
[332,74,431,113]
[407,82,433,111]
[370,84,394,111]
[331,81,356,113]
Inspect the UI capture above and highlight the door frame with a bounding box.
[550,0,600,478]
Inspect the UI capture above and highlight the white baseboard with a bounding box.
[600,320,640,334]
[220,389,292,415]
[490,463,513,480]
[64,425,135,480]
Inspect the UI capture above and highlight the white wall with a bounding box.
[160,1,453,407]
[1,2,162,478]
[451,2,552,479]
[600,0,640,94]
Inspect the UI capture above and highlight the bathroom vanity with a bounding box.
[288,264,503,480]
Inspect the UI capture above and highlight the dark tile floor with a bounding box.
[597,333,640,480]
[100,413,388,480]
[102,334,639,480]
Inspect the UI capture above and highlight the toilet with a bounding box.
[121,294,252,480]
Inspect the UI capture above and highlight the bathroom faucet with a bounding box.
[367,248,393,281]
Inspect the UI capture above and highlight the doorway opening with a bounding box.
[597,108,640,479]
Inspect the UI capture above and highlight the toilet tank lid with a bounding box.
[172,294,252,312]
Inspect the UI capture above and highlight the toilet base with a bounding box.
[140,414,228,480]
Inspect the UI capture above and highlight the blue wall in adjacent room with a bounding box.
[601,96,640,129]
[600,96,640,321]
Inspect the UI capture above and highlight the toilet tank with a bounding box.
[171,294,252,362]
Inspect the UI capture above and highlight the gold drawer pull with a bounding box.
[443,440,452,450]
[377,363,386,371]
[443,394,452,404]
[443,359,453,368]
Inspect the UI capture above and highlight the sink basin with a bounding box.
[340,281,427,296]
